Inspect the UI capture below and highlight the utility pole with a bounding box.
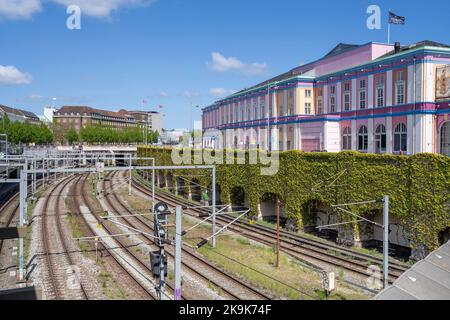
[174,205,182,300]
[212,166,216,248]
[18,168,25,282]
[383,195,389,289]
[275,195,280,268]
[128,154,132,196]
[152,202,169,300]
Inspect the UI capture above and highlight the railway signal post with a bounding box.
[383,195,389,289]
[174,205,182,300]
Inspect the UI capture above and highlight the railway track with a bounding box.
[40,175,90,300]
[106,171,271,300]
[72,174,158,300]
[0,194,20,254]
[132,174,408,284]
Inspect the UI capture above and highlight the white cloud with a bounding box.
[207,52,267,76]
[0,0,42,20]
[209,87,235,99]
[159,91,169,98]
[0,65,32,85]
[51,0,153,18]
[0,0,153,20]
[182,90,201,99]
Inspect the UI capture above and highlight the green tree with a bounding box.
[65,128,79,145]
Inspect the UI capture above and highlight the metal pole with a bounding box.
[152,159,155,213]
[276,195,280,268]
[160,246,166,300]
[32,159,36,196]
[212,166,216,248]
[18,168,25,281]
[42,158,46,188]
[383,195,389,288]
[174,205,182,300]
[128,154,132,196]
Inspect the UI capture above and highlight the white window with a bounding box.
[395,71,405,105]
[359,80,366,109]
[305,103,312,115]
[317,98,323,114]
[343,82,351,111]
[305,90,312,98]
[377,87,384,107]
[376,76,385,108]
[342,127,352,150]
[360,90,366,109]
[330,96,336,113]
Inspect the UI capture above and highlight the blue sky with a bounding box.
[0,0,449,129]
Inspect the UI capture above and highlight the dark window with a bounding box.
[358,125,368,151]
[375,124,386,154]
[394,123,407,152]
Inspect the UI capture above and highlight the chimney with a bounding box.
[394,42,401,54]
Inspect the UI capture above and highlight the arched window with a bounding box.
[375,124,386,154]
[342,127,352,150]
[394,123,407,153]
[358,125,368,151]
[440,122,450,156]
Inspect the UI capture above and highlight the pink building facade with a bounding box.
[202,41,450,156]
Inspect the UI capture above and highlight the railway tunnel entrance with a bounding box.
[166,172,174,192]
[439,227,450,246]
[176,176,186,198]
[230,186,248,211]
[259,193,285,225]
[190,178,202,202]
[158,171,165,188]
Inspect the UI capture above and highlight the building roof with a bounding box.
[323,43,360,58]
[380,40,450,58]
[0,104,25,116]
[375,241,450,300]
[19,109,39,120]
[57,106,136,121]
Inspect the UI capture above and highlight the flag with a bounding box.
[142,99,148,105]
[158,105,164,109]
[389,12,405,25]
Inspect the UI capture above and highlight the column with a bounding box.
[336,82,342,112]
[351,79,357,111]
[386,70,393,107]
[368,118,374,153]
[282,124,287,151]
[407,65,414,104]
[386,117,393,154]
[368,75,374,109]
[407,114,414,155]
[351,120,357,150]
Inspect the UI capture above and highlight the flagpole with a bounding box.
[387,9,391,44]
[387,23,391,45]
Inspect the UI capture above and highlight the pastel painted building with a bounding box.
[202,41,450,156]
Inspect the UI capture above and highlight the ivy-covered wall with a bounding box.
[138,147,450,251]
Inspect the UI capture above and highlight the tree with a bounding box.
[65,128,79,145]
